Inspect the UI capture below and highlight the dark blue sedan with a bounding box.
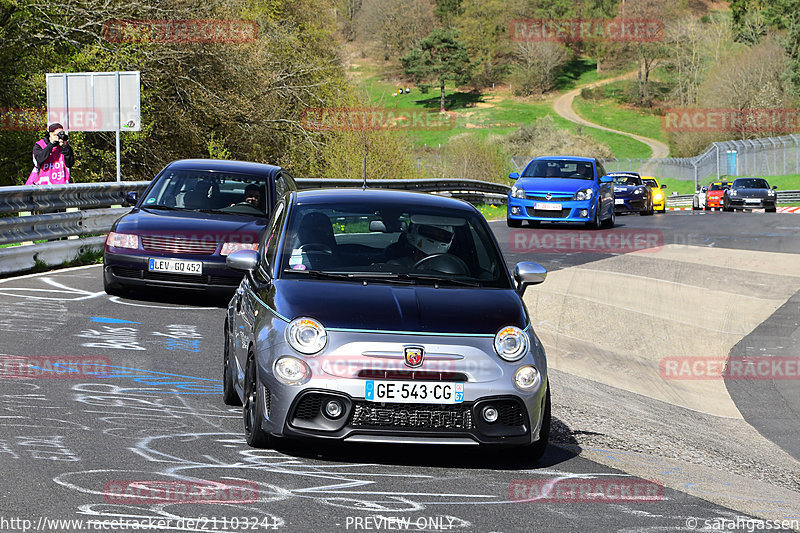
[103,159,296,295]
[223,188,551,457]
[608,172,653,216]
[506,156,615,229]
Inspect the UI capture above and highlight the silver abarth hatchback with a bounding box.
[223,188,550,459]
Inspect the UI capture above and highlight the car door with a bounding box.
[232,201,286,381]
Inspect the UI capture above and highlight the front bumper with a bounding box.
[254,332,549,446]
[104,249,243,293]
[727,197,776,209]
[507,197,596,223]
[613,196,648,213]
[706,195,724,208]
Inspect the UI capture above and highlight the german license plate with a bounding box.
[744,199,760,204]
[148,258,203,275]
[614,198,624,204]
[534,202,562,211]
[365,381,464,404]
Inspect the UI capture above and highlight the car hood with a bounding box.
[114,208,267,240]
[516,177,595,194]
[270,280,528,334]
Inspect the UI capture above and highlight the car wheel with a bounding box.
[641,200,654,216]
[243,355,271,448]
[223,324,242,406]
[766,206,777,213]
[507,218,522,228]
[524,386,551,463]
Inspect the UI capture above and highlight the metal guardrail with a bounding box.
[0,179,509,276]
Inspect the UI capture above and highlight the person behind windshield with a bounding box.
[242,184,260,206]
[386,222,455,269]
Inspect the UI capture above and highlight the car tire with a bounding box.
[243,355,271,448]
[524,386,551,463]
[223,324,242,406]
[640,200,654,216]
[766,206,777,213]
[507,218,522,228]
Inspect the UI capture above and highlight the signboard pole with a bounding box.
[115,71,121,182]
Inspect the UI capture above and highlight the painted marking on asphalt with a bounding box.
[91,317,141,324]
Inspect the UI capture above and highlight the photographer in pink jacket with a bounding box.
[26,123,75,185]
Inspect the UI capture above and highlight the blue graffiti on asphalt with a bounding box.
[90,317,141,324]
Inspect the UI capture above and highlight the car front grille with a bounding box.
[112,267,241,286]
[526,207,572,218]
[525,194,572,201]
[350,402,474,429]
[356,369,468,382]
[141,235,218,254]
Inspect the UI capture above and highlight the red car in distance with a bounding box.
[705,181,732,211]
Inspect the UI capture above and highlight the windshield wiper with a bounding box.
[282,270,415,285]
[397,273,480,287]
[145,204,183,211]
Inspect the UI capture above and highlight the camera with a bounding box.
[56,131,69,143]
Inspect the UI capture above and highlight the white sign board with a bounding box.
[46,71,140,131]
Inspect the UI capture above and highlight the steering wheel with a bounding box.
[299,243,333,255]
[413,253,470,275]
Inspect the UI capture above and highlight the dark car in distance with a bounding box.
[224,188,551,458]
[608,172,653,216]
[723,177,778,212]
[103,159,296,295]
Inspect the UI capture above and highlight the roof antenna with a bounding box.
[362,148,367,190]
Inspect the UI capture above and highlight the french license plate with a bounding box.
[148,258,203,275]
[534,202,562,211]
[365,381,464,404]
[614,199,624,204]
[745,199,760,204]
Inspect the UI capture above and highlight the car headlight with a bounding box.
[274,356,311,385]
[574,188,593,201]
[106,232,139,249]
[514,365,541,391]
[286,317,327,355]
[511,186,526,199]
[730,190,737,196]
[634,188,644,195]
[653,191,664,199]
[220,242,259,256]
[494,326,528,361]
[767,189,775,196]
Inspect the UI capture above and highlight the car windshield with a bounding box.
[142,169,270,216]
[709,183,728,191]
[612,175,643,186]
[278,204,510,288]
[732,178,769,189]
[642,178,657,187]
[522,160,595,180]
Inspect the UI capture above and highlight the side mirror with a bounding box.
[508,172,520,181]
[700,186,707,192]
[123,191,138,207]
[661,184,667,189]
[599,176,613,183]
[513,262,547,296]
[226,249,259,272]
[772,185,778,189]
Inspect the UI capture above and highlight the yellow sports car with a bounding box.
[642,177,667,213]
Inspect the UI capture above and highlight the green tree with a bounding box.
[400,28,471,112]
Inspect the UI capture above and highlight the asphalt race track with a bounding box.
[0,210,798,532]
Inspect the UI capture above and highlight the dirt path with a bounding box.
[552,71,670,159]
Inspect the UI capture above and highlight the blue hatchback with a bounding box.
[506,156,615,229]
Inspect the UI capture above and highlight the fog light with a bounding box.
[580,209,588,218]
[324,399,343,419]
[511,206,520,215]
[514,365,541,391]
[482,406,499,423]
